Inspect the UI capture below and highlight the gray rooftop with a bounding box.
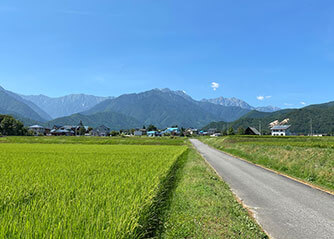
[29,125,44,129]
[271,125,291,130]
[248,127,261,135]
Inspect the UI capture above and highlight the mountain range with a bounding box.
[0,85,260,129]
[2,84,333,133]
[81,88,250,128]
[20,94,113,119]
[0,86,50,122]
[201,97,280,112]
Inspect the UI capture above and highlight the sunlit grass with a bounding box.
[201,136,334,191]
[0,143,186,238]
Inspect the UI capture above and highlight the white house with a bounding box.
[271,125,291,136]
[185,128,198,135]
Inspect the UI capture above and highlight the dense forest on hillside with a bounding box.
[203,102,334,135]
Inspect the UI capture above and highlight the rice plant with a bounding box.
[0,143,187,238]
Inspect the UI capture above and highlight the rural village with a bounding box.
[27,118,328,137]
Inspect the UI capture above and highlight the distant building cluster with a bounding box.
[27,119,301,137]
[28,123,202,137]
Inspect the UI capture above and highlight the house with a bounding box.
[199,130,208,136]
[161,127,180,136]
[50,128,75,136]
[134,129,142,136]
[208,128,217,135]
[147,131,159,137]
[134,128,147,136]
[92,125,110,136]
[49,124,90,136]
[245,127,261,135]
[140,129,147,135]
[29,125,49,136]
[185,128,198,135]
[271,125,291,136]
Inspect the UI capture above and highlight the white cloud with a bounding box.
[211,82,219,91]
[300,101,306,105]
[284,103,293,106]
[257,95,271,101]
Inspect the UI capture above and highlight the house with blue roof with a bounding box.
[161,127,180,136]
[147,131,159,137]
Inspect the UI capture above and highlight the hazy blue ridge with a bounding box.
[21,94,114,119]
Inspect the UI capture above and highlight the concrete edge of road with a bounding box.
[199,140,334,197]
[189,142,273,239]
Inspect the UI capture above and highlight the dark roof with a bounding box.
[51,129,74,134]
[246,127,261,135]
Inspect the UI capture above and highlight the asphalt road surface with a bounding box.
[190,139,334,239]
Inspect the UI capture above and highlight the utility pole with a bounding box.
[259,121,262,136]
[310,119,313,136]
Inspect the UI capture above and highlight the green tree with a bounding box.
[147,124,158,131]
[78,127,86,136]
[222,128,228,136]
[237,127,245,135]
[227,127,235,135]
[0,115,27,136]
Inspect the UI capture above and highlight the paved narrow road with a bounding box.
[190,139,334,239]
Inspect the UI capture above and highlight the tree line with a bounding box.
[0,115,28,136]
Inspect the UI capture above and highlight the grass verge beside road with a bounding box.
[200,136,334,192]
[161,146,268,239]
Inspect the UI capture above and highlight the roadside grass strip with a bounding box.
[0,143,187,238]
[161,148,268,239]
[201,136,334,192]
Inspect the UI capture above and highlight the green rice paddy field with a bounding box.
[0,143,186,238]
[0,137,267,238]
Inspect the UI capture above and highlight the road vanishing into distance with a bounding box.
[190,139,334,239]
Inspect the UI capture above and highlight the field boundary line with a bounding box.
[202,141,334,197]
[189,142,271,239]
[137,148,189,238]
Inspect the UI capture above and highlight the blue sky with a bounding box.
[0,0,334,108]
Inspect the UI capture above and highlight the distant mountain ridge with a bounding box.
[0,85,287,130]
[21,94,114,119]
[202,96,280,112]
[79,88,250,129]
[47,111,140,130]
[0,86,51,122]
[203,101,334,135]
